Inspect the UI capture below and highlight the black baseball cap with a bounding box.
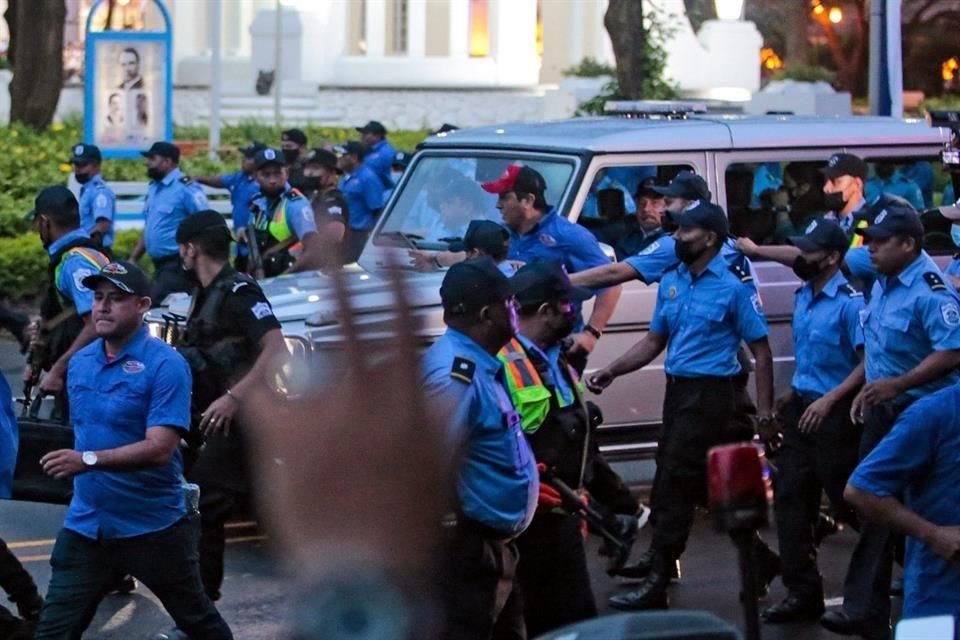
[652,170,711,201]
[356,121,387,136]
[821,153,868,181]
[854,200,923,241]
[176,210,232,244]
[511,261,593,308]
[26,185,78,221]
[82,261,151,297]
[440,257,514,313]
[636,177,664,199]
[141,141,180,163]
[304,148,340,172]
[254,147,286,169]
[334,141,366,160]
[671,200,729,236]
[448,220,509,254]
[787,218,849,255]
[70,143,102,164]
[281,128,308,146]
[240,141,268,158]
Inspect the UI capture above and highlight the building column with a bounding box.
[364,0,386,56]
[568,0,584,65]
[448,0,469,58]
[407,0,426,57]
[489,0,538,84]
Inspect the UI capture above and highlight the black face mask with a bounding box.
[74,172,92,185]
[824,191,846,212]
[282,148,300,164]
[299,176,322,192]
[146,167,165,182]
[675,239,706,265]
[792,255,826,281]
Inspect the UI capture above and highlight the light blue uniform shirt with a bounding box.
[651,250,769,377]
[78,174,116,248]
[862,252,960,402]
[250,183,318,240]
[421,329,537,535]
[945,256,960,278]
[849,384,960,618]
[340,165,384,231]
[65,327,192,539]
[0,374,16,499]
[220,170,261,257]
[517,333,574,407]
[143,167,209,259]
[624,233,678,284]
[49,228,101,316]
[791,271,864,397]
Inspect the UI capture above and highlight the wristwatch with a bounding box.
[81,451,98,468]
[584,324,602,340]
[755,415,775,428]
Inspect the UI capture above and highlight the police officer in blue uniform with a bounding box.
[865,163,924,211]
[587,201,778,611]
[70,143,116,253]
[356,120,397,194]
[335,141,384,263]
[422,258,537,640]
[34,261,232,640]
[821,201,960,639]
[248,147,329,276]
[196,142,266,272]
[129,142,210,304]
[761,219,866,624]
[940,198,960,287]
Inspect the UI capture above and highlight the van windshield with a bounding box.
[374,154,577,250]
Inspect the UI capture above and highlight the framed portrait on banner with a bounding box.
[83,0,173,159]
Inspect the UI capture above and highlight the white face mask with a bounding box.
[951,223,960,249]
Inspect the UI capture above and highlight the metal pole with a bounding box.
[274,0,283,128]
[209,0,223,160]
[869,0,903,117]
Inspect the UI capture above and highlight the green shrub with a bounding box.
[772,64,837,85]
[563,57,616,78]
[0,233,48,300]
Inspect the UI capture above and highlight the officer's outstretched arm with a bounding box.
[863,349,960,406]
[736,237,800,269]
[747,337,774,417]
[570,263,639,290]
[605,331,667,379]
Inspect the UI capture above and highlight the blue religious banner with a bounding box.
[83,0,173,158]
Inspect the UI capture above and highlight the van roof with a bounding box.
[420,115,949,155]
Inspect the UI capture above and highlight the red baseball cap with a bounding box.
[481,164,524,194]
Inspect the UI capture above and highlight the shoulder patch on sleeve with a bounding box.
[923,271,947,292]
[250,301,274,320]
[450,357,475,384]
[287,189,303,201]
[637,240,661,256]
[841,283,863,298]
[179,176,193,185]
[728,261,753,283]
[940,302,960,327]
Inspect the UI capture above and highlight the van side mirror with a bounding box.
[598,242,617,263]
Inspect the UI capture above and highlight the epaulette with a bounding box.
[923,272,947,292]
[179,176,193,185]
[450,357,476,384]
[840,283,863,298]
[728,261,753,283]
[288,188,304,201]
[663,262,680,274]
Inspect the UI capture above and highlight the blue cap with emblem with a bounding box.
[788,218,849,255]
[254,147,286,169]
[140,141,180,163]
[440,257,514,313]
[671,200,729,237]
[70,143,102,164]
[854,199,923,241]
[82,261,152,297]
[651,170,711,201]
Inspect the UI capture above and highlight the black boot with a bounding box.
[611,546,681,581]
[609,555,672,611]
[752,536,781,599]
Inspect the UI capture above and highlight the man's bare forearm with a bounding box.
[748,245,800,268]
[571,263,638,289]
[750,338,774,415]
[891,349,960,396]
[606,332,667,378]
[586,285,622,333]
[90,426,181,471]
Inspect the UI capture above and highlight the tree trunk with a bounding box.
[604,0,647,99]
[783,0,809,67]
[9,0,66,128]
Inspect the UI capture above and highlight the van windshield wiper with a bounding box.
[377,231,424,249]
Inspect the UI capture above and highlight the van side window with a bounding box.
[725,158,955,257]
[578,164,692,261]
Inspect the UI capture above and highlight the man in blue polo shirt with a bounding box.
[196,142,265,272]
[356,120,396,194]
[129,141,209,304]
[70,143,116,253]
[336,141,383,263]
[34,261,232,640]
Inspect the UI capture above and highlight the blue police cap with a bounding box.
[70,143,102,164]
[671,200,729,237]
[855,199,923,241]
[440,257,514,313]
[788,218,849,255]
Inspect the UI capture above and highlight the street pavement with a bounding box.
[0,339,902,638]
